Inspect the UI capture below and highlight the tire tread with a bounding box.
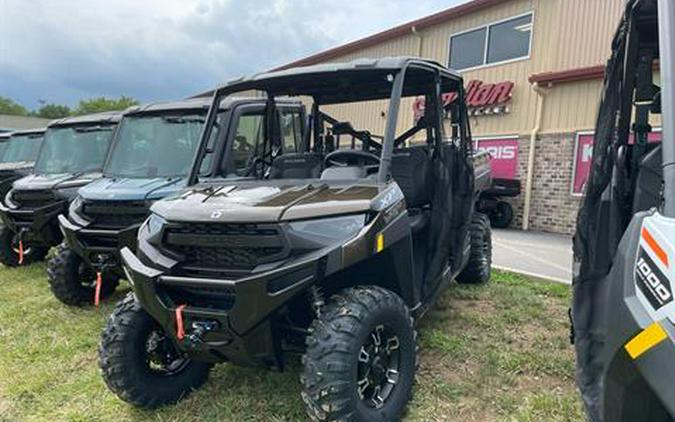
[301,286,418,422]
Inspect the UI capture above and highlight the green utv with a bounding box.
[52,98,305,306]
[0,112,120,267]
[0,129,45,201]
[99,57,492,422]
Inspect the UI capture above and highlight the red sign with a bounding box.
[572,134,595,195]
[413,79,515,119]
[572,131,662,195]
[445,80,515,107]
[475,138,519,180]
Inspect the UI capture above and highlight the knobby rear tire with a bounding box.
[456,212,492,284]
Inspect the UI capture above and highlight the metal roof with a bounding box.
[122,96,288,116]
[227,57,459,87]
[195,57,461,99]
[10,127,46,137]
[274,0,506,71]
[49,111,123,128]
[0,114,51,131]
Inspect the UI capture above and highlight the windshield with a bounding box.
[34,125,115,174]
[1,134,43,163]
[0,141,8,161]
[104,113,205,178]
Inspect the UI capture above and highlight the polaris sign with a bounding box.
[474,138,519,180]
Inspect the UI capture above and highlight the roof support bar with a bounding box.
[659,0,675,217]
[378,71,404,184]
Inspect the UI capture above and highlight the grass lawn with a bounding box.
[0,264,583,422]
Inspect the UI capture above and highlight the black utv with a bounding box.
[0,112,120,267]
[99,57,492,422]
[0,128,45,200]
[52,98,305,306]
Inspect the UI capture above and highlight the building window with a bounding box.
[449,13,533,71]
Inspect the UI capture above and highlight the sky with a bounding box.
[0,0,468,109]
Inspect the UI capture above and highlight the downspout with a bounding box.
[411,26,423,57]
[522,82,548,230]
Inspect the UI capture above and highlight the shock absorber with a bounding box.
[308,285,325,318]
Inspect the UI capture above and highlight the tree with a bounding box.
[74,96,139,115]
[0,96,29,116]
[35,104,71,119]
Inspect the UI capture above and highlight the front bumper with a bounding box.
[59,214,141,274]
[121,245,331,367]
[0,200,66,246]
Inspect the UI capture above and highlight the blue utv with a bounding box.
[0,112,120,267]
[50,97,305,305]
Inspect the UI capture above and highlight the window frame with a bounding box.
[279,107,304,154]
[221,106,266,177]
[448,11,534,72]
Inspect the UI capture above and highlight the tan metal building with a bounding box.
[277,0,659,234]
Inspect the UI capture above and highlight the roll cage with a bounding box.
[188,57,472,186]
[575,0,662,282]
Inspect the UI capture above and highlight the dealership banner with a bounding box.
[572,131,662,195]
[474,138,519,180]
[413,79,515,120]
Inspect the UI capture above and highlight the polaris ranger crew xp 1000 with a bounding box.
[572,1,675,421]
[52,98,305,306]
[0,128,45,200]
[100,57,492,422]
[0,112,120,267]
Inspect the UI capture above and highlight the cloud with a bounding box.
[0,0,462,108]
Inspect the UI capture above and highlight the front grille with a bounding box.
[12,189,55,209]
[163,223,288,276]
[79,232,118,249]
[82,200,148,229]
[162,285,236,311]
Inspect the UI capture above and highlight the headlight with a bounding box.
[70,195,83,213]
[143,213,166,237]
[371,185,404,211]
[67,195,91,225]
[56,187,81,201]
[288,214,366,247]
[4,190,17,209]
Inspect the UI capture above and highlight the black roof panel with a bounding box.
[10,128,46,137]
[205,57,462,104]
[49,111,122,128]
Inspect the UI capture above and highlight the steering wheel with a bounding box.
[243,154,275,178]
[324,150,381,168]
[234,135,252,152]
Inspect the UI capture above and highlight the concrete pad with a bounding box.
[492,229,573,284]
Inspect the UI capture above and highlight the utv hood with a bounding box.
[79,177,187,202]
[0,161,34,175]
[152,183,380,223]
[13,172,102,191]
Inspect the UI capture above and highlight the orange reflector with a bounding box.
[642,227,669,268]
[175,304,187,340]
[94,272,103,307]
[625,322,668,360]
[18,240,24,265]
[376,233,384,253]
